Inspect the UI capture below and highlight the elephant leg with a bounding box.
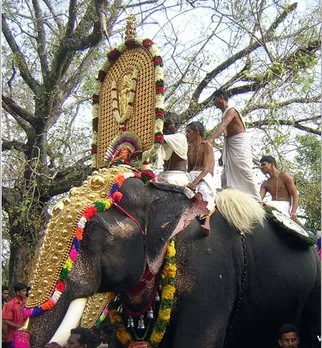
[300,264,321,348]
[164,301,232,348]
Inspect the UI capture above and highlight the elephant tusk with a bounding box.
[48,298,87,345]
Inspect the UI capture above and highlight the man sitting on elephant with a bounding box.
[186,121,216,236]
[156,112,190,186]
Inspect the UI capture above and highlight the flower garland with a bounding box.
[107,239,176,348]
[23,171,140,318]
[92,37,164,168]
[111,69,139,125]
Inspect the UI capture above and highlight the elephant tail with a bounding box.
[216,188,265,234]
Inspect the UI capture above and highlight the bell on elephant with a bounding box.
[138,315,145,330]
[147,308,154,320]
[127,317,135,328]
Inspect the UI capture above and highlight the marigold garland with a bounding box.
[23,171,140,318]
[107,239,176,348]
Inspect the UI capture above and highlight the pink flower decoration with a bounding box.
[69,248,78,262]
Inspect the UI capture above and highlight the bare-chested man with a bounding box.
[156,112,189,186]
[186,121,215,236]
[259,156,299,221]
[208,89,260,201]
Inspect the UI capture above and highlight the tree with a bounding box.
[2,0,320,285]
[294,134,321,231]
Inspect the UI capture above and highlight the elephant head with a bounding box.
[27,166,198,347]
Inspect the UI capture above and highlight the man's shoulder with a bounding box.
[279,171,292,180]
[5,297,17,306]
[201,141,212,150]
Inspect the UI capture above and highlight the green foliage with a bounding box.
[294,134,321,231]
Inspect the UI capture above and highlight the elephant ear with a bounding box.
[145,186,206,274]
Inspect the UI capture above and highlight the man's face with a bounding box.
[16,289,27,300]
[64,334,84,348]
[186,127,198,143]
[164,123,176,135]
[2,290,9,301]
[100,330,113,344]
[214,95,225,108]
[260,161,272,174]
[278,332,299,348]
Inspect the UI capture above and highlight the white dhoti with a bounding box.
[222,133,260,202]
[157,171,190,186]
[189,171,216,211]
[266,200,291,216]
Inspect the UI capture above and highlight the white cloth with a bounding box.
[189,171,216,211]
[157,170,190,186]
[221,132,260,202]
[156,133,188,168]
[266,200,291,215]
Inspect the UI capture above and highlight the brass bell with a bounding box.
[138,315,145,329]
[147,308,154,320]
[127,317,134,328]
[117,304,123,313]
[155,293,160,302]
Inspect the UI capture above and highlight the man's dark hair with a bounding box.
[70,327,100,348]
[213,89,230,101]
[260,156,277,169]
[164,112,180,127]
[2,285,8,292]
[278,324,299,338]
[14,283,28,292]
[187,121,205,137]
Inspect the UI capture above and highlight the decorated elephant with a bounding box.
[25,167,320,348]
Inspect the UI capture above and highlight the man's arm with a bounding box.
[187,143,214,189]
[2,319,22,329]
[283,173,299,218]
[208,109,236,142]
[2,302,20,329]
[260,183,267,200]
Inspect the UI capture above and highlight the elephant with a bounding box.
[27,167,320,348]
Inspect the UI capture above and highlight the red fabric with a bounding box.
[2,297,26,342]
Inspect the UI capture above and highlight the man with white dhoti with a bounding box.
[156,112,190,186]
[186,121,216,236]
[208,89,260,202]
[259,156,300,222]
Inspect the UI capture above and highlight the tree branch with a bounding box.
[42,0,64,31]
[242,96,321,115]
[2,95,35,134]
[32,0,50,77]
[2,139,27,152]
[2,14,41,95]
[189,2,298,105]
[247,117,321,135]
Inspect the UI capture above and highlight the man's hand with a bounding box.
[187,182,197,191]
[291,213,302,225]
[45,342,62,348]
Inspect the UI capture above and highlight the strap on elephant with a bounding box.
[224,234,248,346]
[114,202,145,235]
